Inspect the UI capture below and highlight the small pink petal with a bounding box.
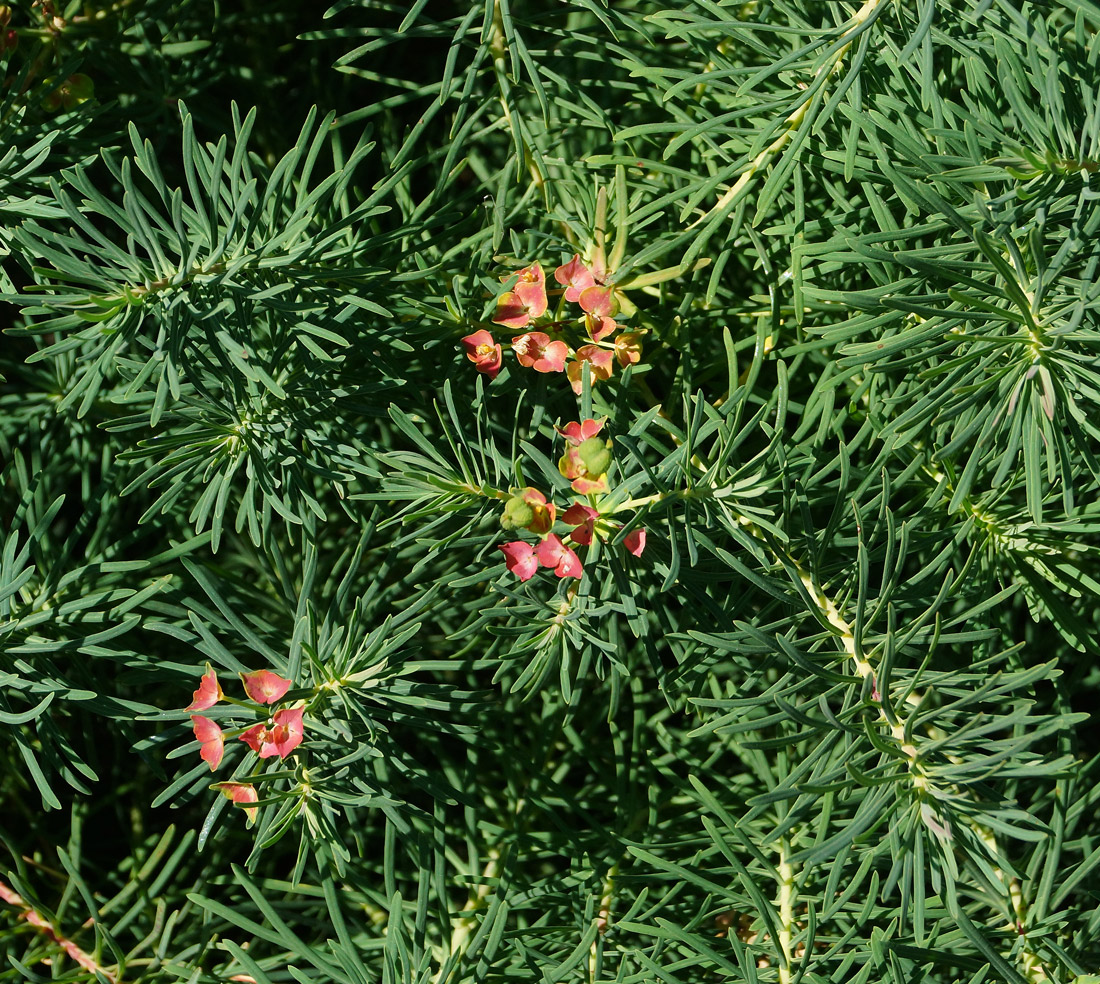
[562,503,599,525]
[214,782,259,824]
[535,534,567,569]
[623,528,647,557]
[534,340,569,373]
[240,670,292,705]
[239,723,267,754]
[514,279,548,320]
[499,541,539,581]
[492,291,532,329]
[512,332,565,372]
[562,503,599,545]
[559,419,604,445]
[186,665,223,711]
[554,255,597,302]
[578,285,619,318]
[585,313,617,342]
[554,547,583,579]
[191,715,224,771]
[269,707,304,759]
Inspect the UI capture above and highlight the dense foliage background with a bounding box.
[2,1,1100,982]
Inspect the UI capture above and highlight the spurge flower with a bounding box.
[240,707,305,760]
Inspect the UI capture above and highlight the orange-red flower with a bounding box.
[578,285,619,319]
[240,707,305,759]
[567,346,615,395]
[493,263,548,329]
[186,664,223,711]
[512,332,568,373]
[191,715,224,771]
[554,255,598,302]
[461,330,503,378]
[239,670,292,705]
[584,312,617,343]
[213,782,259,825]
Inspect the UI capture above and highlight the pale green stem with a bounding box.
[777,841,795,984]
[688,0,889,230]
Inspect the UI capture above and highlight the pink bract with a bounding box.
[240,669,292,705]
[559,419,604,444]
[562,503,599,545]
[535,534,583,579]
[584,312,617,343]
[499,541,539,581]
[623,528,647,557]
[512,332,569,373]
[214,782,259,825]
[186,665,223,711]
[578,284,619,318]
[567,346,615,395]
[191,715,224,771]
[240,707,305,760]
[461,330,503,379]
[554,255,597,302]
[493,274,548,330]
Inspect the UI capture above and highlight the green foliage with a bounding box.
[2,1,1100,982]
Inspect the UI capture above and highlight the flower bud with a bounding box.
[0,6,11,28]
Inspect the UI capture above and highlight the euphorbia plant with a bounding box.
[2,3,1098,984]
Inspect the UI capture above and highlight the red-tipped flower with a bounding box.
[240,670,292,705]
[214,782,259,825]
[535,534,583,579]
[240,707,305,760]
[499,541,539,581]
[512,332,569,373]
[461,330,503,379]
[191,715,224,771]
[186,664,223,711]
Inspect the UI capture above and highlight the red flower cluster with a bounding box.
[187,666,305,776]
[459,258,642,390]
[497,420,647,582]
